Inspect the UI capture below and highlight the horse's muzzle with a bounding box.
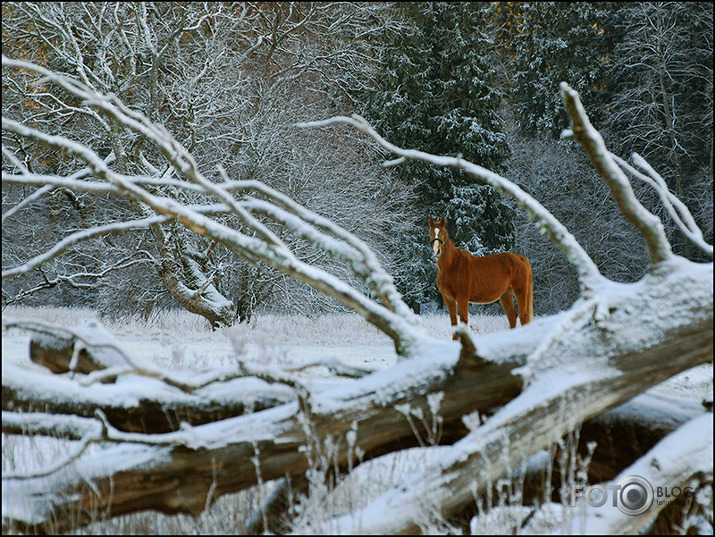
[430,238,444,260]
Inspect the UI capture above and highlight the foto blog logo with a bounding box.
[571,475,694,516]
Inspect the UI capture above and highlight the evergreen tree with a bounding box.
[360,2,514,308]
[493,2,618,137]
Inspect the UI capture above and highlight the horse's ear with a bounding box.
[429,217,435,226]
[438,217,446,226]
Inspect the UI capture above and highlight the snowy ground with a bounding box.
[3,305,710,397]
[2,306,712,533]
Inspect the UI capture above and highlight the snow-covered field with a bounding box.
[2,306,712,533]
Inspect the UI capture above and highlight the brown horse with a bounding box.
[429,217,533,339]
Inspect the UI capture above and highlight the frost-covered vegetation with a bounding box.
[2,2,712,322]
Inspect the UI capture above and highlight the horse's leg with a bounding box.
[499,287,518,329]
[443,295,459,341]
[513,285,530,326]
[457,297,470,333]
[512,269,533,326]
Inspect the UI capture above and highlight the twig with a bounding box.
[1,410,101,440]
[2,415,104,479]
[282,356,375,378]
[237,361,313,415]
[1,215,170,279]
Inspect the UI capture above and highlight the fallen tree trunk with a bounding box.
[258,390,709,534]
[0,323,524,533]
[24,319,130,375]
[313,268,712,533]
[1,363,295,434]
[2,258,712,533]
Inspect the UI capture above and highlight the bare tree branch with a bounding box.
[611,152,713,258]
[560,82,673,266]
[2,215,168,279]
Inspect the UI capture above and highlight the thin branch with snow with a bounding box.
[560,82,673,266]
[1,215,169,279]
[611,152,713,258]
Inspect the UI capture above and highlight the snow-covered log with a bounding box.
[2,59,712,534]
[0,323,526,532]
[262,391,708,533]
[307,261,712,533]
[1,361,295,434]
[9,319,129,375]
[2,265,711,533]
[570,413,713,535]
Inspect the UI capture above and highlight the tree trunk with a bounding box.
[3,258,711,533]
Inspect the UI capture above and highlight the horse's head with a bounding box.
[428,217,447,260]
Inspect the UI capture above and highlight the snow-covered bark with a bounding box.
[2,59,712,534]
[570,413,713,535]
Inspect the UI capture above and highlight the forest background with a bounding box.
[2,1,713,325]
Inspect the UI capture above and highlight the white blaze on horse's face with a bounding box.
[432,227,442,259]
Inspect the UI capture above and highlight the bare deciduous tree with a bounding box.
[1,2,412,325]
[2,57,712,534]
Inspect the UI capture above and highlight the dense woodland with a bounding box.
[2,2,713,324]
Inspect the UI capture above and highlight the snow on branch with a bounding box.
[238,196,413,319]
[0,204,229,280]
[2,56,420,354]
[559,82,673,266]
[296,115,607,293]
[2,416,104,480]
[1,252,154,306]
[1,410,102,441]
[1,360,295,436]
[1,151,117,225]
[1,215,169,279]
[611,152,713,258]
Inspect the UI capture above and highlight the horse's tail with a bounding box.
[526,263,534,323]
[523,256,534,324]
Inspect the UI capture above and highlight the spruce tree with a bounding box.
[360,2,514,307]
[493,2,617,137]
